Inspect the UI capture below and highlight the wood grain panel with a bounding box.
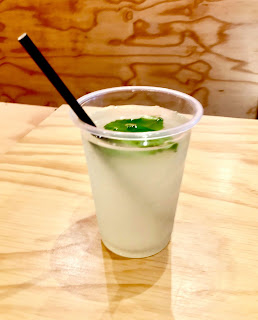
[0,105,257,319]
[1,0,258,117]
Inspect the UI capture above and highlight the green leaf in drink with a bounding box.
[104,116,164,132]
[103,116,179,153]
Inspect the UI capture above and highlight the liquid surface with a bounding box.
[84,105,188,131]
[83,105,188,151]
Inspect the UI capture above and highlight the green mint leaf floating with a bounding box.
[170,142,178,152]
[103,116,179,153]
[104,116,163,132]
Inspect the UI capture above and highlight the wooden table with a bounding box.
[0,104,257,320]
[0,102,54,155]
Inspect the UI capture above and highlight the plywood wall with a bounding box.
[1,0,258,118]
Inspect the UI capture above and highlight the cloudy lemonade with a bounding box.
[81,105,190,258]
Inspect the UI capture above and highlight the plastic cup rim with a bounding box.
[70,86,203,140]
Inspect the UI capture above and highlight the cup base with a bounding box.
[102,238,171,258]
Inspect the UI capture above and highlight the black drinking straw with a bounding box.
[18,33,96,126]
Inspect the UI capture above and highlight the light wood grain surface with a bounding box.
[0,104,257,319]
[1,0,258,118]
[0,102,54,155]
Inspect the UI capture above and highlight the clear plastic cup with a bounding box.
[70,86,203,258]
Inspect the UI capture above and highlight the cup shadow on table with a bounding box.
[50,214,174,319]
[102,242,174,319]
